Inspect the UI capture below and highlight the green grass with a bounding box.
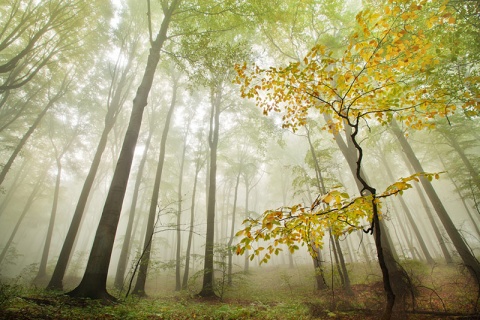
[0,262,478,319]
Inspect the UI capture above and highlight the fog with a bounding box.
[0,0,479,319]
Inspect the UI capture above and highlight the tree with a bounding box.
[114,110,155,290]
[67,0,181,300]
[235,1,469,318]
[34,110,80,283]
[47,27,139,291]
[132,68,180,296]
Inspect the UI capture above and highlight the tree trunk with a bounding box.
[34,158,62,282]
[66,5,177,299]
[47,42,135,291]
[199,84,221,298]
[114,128,153,290]
[391,120,480,282]
[132,74,178,296]
[227,172,241,286]
[175,122,190,291]
[182,155,203,289]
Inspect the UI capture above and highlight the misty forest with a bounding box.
[0,0,479,319]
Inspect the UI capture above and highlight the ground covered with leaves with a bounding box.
[1,262,479,319]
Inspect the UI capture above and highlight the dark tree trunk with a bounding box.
[47,40,136,291]
[66,5,177,299]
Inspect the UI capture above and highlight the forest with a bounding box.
[0,0,479,319]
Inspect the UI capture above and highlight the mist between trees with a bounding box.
[0,0,479,319]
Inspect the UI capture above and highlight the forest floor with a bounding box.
[0,261,479,319]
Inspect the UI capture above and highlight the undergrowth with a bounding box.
[0,262,478,319]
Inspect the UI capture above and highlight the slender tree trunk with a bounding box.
[227,172,240,286]
[175,125,189,291]
[66,5,178,299]
[391,120,480,282]
[34,158,63,282]
[199,84,221,298]
[182,156,203,290]
[243,178,251,273]
[132,75,178,296]
[305,125,329,288]
[114,128,153,289]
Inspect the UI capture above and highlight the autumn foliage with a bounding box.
[234,0,470,262]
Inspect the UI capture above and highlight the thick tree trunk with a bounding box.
[48,42,135,291]
[391,120,480,282]
[66,7,177,299]
[132,75,178,296]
